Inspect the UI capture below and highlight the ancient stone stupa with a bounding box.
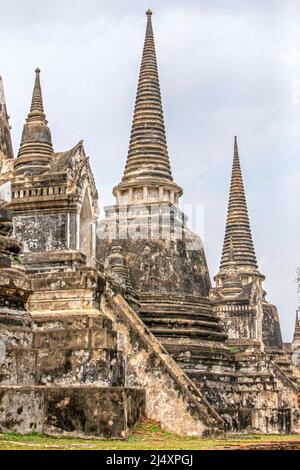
[211,137,283,354]
[97,9,228,363]
[0,10,299,437]
[0,39,224,438]
[97,10,300,433]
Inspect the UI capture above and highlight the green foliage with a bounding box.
[229,346,239,354]
[5,430,46,440]
[0,420,299,450]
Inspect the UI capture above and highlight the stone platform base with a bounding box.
[0,386,145,438]
[220,407,293,434]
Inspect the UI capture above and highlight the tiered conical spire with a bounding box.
[115,10,181,196]
[0,76,14,160]
[293,309,300,343]
[222,237,243,294]
[15,68,53,175]
[220,137,258,271]
[28,68,47,122]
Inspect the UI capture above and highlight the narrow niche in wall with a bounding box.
[80,190,93,265]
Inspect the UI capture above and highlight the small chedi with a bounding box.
[0,10,299,437]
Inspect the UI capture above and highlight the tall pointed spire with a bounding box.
[113,10,182,204]
[220,137,258,272]
[0,75,14,160]
[15,68,53,176]
[28,68,47,122]
[293,309,300,343]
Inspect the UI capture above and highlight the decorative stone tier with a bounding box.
[21,251,89,273]
[139,294,227,343]
[24,265,104,316]
[12,185,67,200]
[113,180,182,206]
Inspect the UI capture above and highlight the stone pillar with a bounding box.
[159,187,164,202]
[128,188,133,204]
[143,186,148,202]
[76,212,80,250]
[66,212,70,249]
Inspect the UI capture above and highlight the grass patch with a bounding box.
[0,420,299,450]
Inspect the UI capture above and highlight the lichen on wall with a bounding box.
[14,214,68,252]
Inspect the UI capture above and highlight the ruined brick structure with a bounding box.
[284,310,300,387]
[208,137,300,430]
[0,10,299,437]
[211,137,283,353]
[292,311,300,357]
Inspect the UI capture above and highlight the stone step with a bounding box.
[140,302,212,312]
[152,326,227,340]
[140,310,222,322]
[142,317,223,331]
[139,294,211,305]
[187,371,275,389]
[166,343,232,360]
[184,369,237,380]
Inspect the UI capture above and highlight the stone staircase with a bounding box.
[137,294,300,434]
[273,353,299,386]
[139,293,228,343]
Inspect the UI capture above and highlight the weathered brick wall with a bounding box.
[263,304,283,350]
[14,214,68,253]
[0,386,145,438]
[0,312,145,437]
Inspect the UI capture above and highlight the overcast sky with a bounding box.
[1,0,299,340]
